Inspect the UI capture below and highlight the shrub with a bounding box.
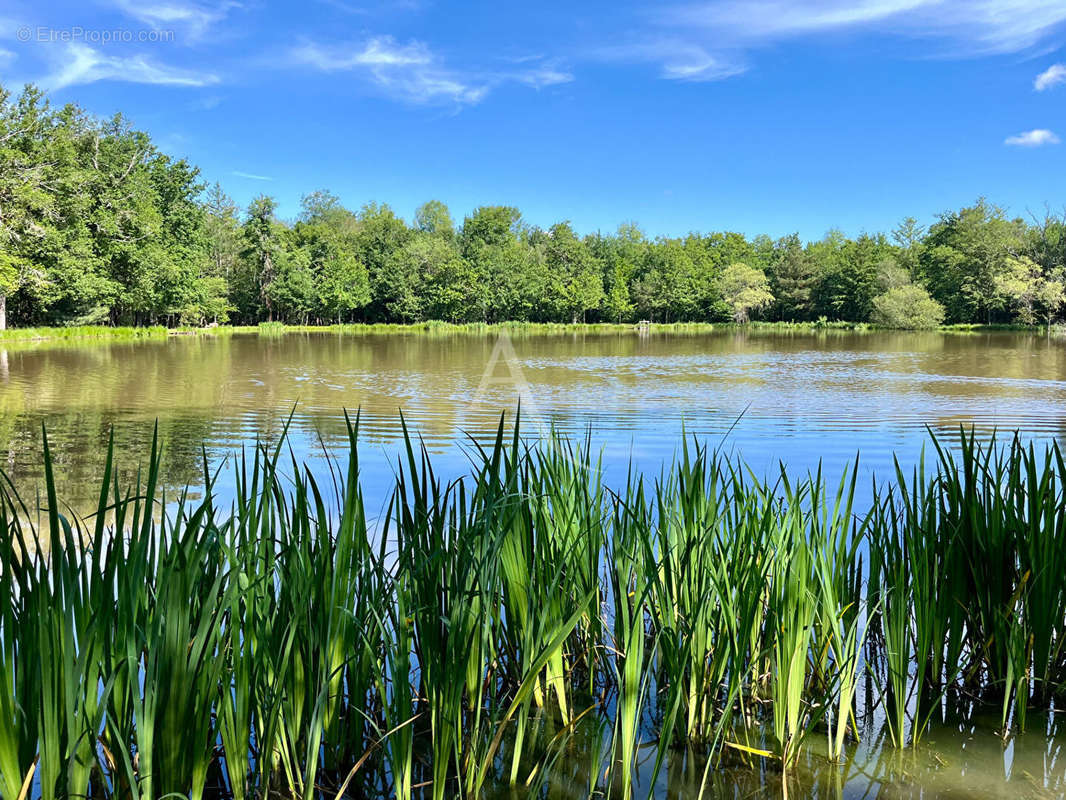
[719,262,774,323]
[871,285,945,329]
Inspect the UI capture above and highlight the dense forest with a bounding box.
[2,83,1065,331]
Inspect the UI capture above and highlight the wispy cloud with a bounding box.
[1004,128,1060,147]
[0,48,14,69]
[290,36,573,105]
[629,1,1066,82]
[232,170,274,181]
[1035,63,1066,91]
[292,36,432,70]
[487,54,575,88]
[109,0,240,40]
[665,1,1066,54]
[290,36,488,105]
[37,43,220,89]
[594,39,746,81]
[512,64,574,88]
[667,0,928,39]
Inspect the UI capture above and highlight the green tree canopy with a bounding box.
[871,285,945,329]
[414,200,455,238]
[4,83,1066,331]
[922,199,1025,323]
[719,262,774,323]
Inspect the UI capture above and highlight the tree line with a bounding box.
[2,83,1065,331]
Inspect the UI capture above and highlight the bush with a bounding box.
[871,285,945,329]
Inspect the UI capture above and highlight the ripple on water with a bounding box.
[0,329,1064,508]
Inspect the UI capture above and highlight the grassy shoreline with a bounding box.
[0,318,1055,344]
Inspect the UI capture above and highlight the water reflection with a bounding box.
[483,707,1066,799]
[2,328,1065,510]
[6,329,1066,798]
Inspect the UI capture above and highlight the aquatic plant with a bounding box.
[1,417,1064,800]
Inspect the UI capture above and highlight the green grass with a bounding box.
[1,319,1058,346]
[1,418,1064,799]
[0,325,170,342]
[0,321,708,344]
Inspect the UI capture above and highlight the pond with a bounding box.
[487,709,1066,799]
[4,326,1066,799]
[1,327,1064,512]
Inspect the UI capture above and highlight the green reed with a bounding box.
[767,494,821,771]
[1,417,1064,800]
[809,468,868,763]
[0,325,169,343]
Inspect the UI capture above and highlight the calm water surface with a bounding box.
[1,327,1065,511]
[4,327,1066,798]
[504,710,1066,800]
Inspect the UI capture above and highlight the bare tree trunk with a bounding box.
[0,294,7,331]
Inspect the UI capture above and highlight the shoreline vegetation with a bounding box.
[2,418,1064,800]
[0,319,1060,345]
[4,83,1066,336]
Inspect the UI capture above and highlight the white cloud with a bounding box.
[594,40,747,82]
[669,0,929,38]
[232,170,273,181]
[291,36,487,104]
[109,0,240,40]
[290,36,572,105]
[0,48,14,68]
[513,65,574,88]
[667,0,1066,54]
[1035,63,1066,91]
[1004,128,1060,147]
[493,54,574,87]
[292,36,431,71]
[623,0,1066,84]
[37,43,220,89]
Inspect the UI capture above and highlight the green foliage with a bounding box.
[994,255,1066,326]
[542,222,604,323]
[4,83,1066,331]
[922,199,1026,323]
[414,199,455,237]
[768,233,816,321]
[235,195,285,320]
[632,239,705,322]
[718,262,774,322]
[811,232,891,321]
[4,419,1065,798]
[459,205,522,258]
[871,284,946,329]
[603,262,634,322]
[354,202,412,321]
[293,200,371,323]
[380,233,473,322]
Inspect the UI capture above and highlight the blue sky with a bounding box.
[2,1,1066,241]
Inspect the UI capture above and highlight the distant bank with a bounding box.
[0,319,1056,345]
